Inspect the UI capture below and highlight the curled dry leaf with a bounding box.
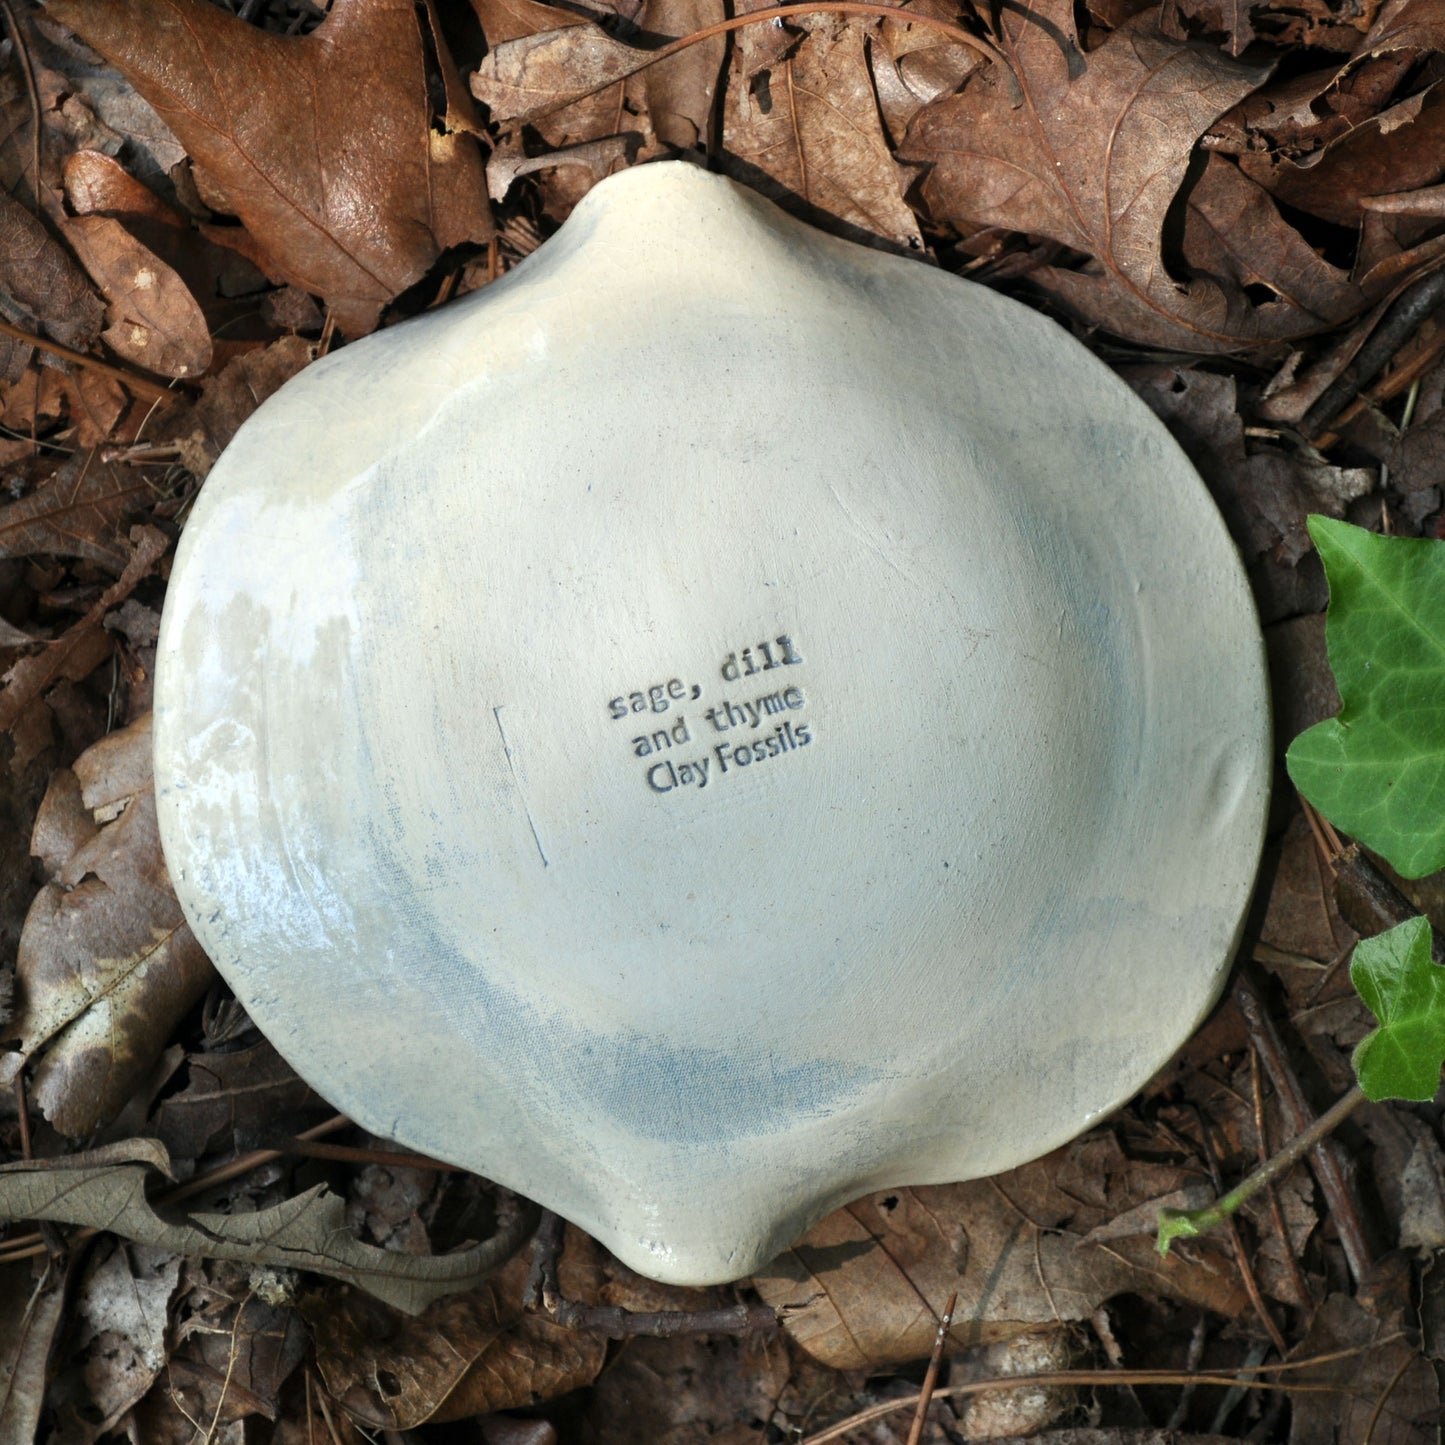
[901,0,1362,350]
[304,1228,606,1428]
[62,214,212,379]
[45,0,494,337]
[0,450,156,570]
[0,189,104,351]
[870,0,985,141]
[1238,85,1445,232]
[0,1148,539,1315]
[0,1259,70,1445]
[751,1132,1250,1370]
[1,711,215,1136]
[721,15,923,253]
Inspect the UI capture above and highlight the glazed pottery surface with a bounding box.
[153,161,1270,1284]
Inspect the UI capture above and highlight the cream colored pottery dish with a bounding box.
[153,161,1270,1285]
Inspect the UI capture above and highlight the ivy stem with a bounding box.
[1158,1084,1367,1254]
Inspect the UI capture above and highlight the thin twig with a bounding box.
[1233,974,1373,1283]
[1191,1105,1288,1355]
[0,317,187,404]
[203,1289,254,1445]
[1250,1043,1311,1309]
[546,1297,780,1337]
[799,1361,1372,1445]
[905,1291,957,1445]
[1363,1352,1415,1445]
[512,2,1006,122]
[12,1072,32,1163]
[1302,265,1445,439]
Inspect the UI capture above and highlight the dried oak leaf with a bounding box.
[0,711,216,1137]
[720,16,924,253]
[304,1227,606,1428]
[0,188,103,350]
[0,1147,537,1314]
[0,450,156,570]
[751,1131,1250,1370]
[1237,84,1445,232]
[901,0,1361,351]
[44,0,494,337]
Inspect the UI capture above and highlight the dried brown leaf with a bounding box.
[30,765,97,878]
[644,0,726,151]
[0,1151,536,1314]
[751,1132,1250,1370]
[0,450,155,570]
[487,135,634,203]
[1238,84,1445,231]
[0,1260,69,1445]
[73,1243,183,1435]
[1356,0,1445,58]
[721,17,923,253]
[65,151,277,344]
[44,0,494,337]
[1287,1258,1439,1444]
[472,24,652,126]
[154,1040,321,1160]
[64,149,185,228]
[470,0,587,47]
[871,0,983,142]
[902,1,1361,350]
[3,714,214,1136]
[0,523,166,743]
[305,1230,605,1428]
[153,335,314,478]
[74,709,159,815]
[62,214,212,379]
[0,189,103,350]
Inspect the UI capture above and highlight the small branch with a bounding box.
[545,1297,779,1337]
[1158,1085,1366,1254]
[652,3,1006,71]
[1302,265,1445,439]
[905,1291,957,1445]
[0,317,189,405]
[1233,973,1373,1281]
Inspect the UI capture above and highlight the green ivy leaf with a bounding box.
[1351,917,1445,1102]
[1285,517,1445,879]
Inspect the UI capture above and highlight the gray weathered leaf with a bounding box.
[0,1151,537,1314]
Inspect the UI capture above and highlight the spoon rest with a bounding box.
[154,161,1270,1284]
